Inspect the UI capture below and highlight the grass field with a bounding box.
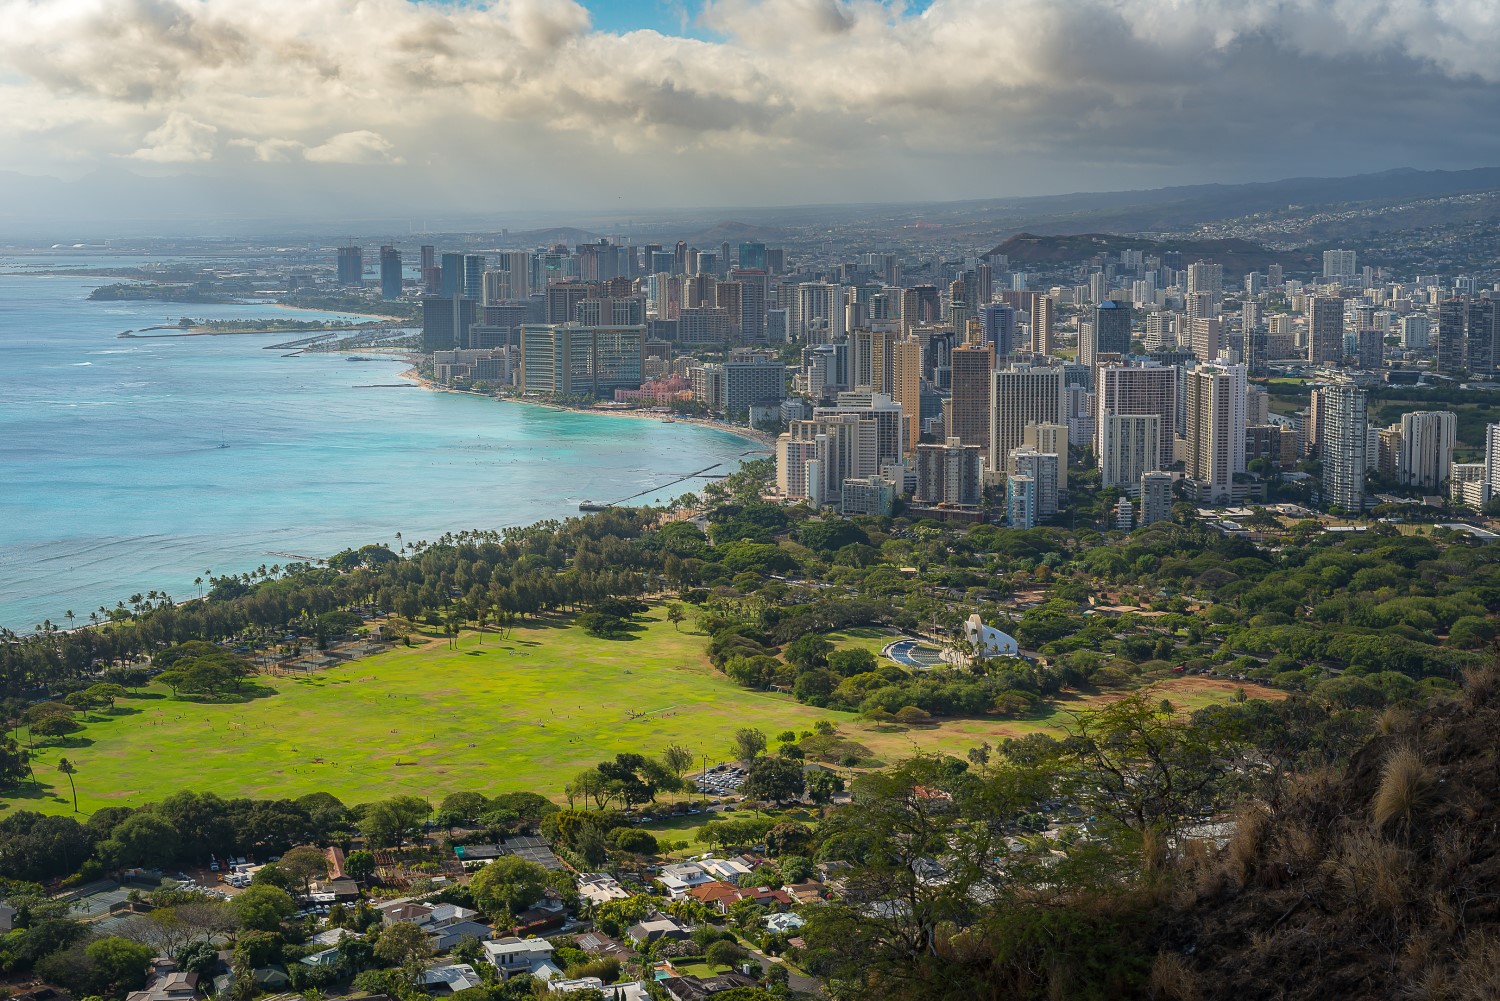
[5,608,1274,817]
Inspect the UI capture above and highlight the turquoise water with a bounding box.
[0,260,754,630]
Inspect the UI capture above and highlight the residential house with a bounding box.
[657,862,716,899]
[483,937,562,982]
[698,857,754,884]
[782,881,826,905]
[548,977,650,1000]
[763,912,806,934]
[737,887,793,910]
[686,881,743,914]
[660,972,759,1001]
[418,964,485,994]
[125,960,199,1001]
[626,914,690,946]
[378,900,491,952]
[576,873,631,906]
[574,932,632,963]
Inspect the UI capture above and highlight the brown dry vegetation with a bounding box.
[1150,665,1500,1001]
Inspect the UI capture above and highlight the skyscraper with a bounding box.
[1029,293,1055,355]
[891,335,924,456]
[336,245,363,287]
[1308,296,1345,366]
[1099,414,1161,494]
[980,303,1017,357]
[946,340,994,453]
[1184,361,1248,504]
[1319,383,1367,511]
[378,245,402,299]
[1012,449,1059,520]
[1095,363,1177,467]
[1091,299,1132,361]
[463,255,487,300]
[1140,471,1174,525]
[990,365,1065,477]
[1007,474,1037,529]
[1398,411,1457,491]
[914,437,983,506]
[1322,249,1357,281]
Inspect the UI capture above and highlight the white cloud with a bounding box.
[126,112,218,162]
[303,130,403,164]
[1,0,1499,207]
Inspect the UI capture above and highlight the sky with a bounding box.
[2,0,1500,225]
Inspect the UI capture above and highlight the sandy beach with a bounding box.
[395,364,775,450]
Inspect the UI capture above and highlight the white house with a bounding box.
[576,872,631,906]
[483,937,562,981]
[658,861,716,899]
[699,857,754,883]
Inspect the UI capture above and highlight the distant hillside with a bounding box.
[988,232,1322,276]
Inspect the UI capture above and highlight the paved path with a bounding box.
[745,945,821,994]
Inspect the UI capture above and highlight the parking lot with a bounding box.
[694,763,745,796]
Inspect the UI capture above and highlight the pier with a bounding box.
[579,463,724,511]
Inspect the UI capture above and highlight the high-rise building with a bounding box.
[1186,261,1223,298]
[795,282,844,343]
[463,255,486,300]
[914,437,983,506]
[1029,293,1055,355]
[990,365,1065,478]
[1023,423,1069,491]
[778,413,880,507]
[1398,411,1457,490]
[1099,414,1161,494]
[980,303,1017,357]
[1322,249,1357,281]
[1095,363,1177,468]
[440,252,464,298]
[546,282,590,324]
[815,391,906,467]
[1188,316,1223,363]
[1184,362,1247,504]
[336,245,363,287]
[519,323,645,397]
[946,341,994,452]
[891,336,924,456]
[1140,471,1174,525]
[1319,383,1367,510]
[1089,299,1132,364]
[1011,449,1059,520]
[850,327,897,395]
[738,242,766,271]
[691,356,787,417]
[1466,300,1500,375]
[378,245,402,299]
[1007,474,1037,529]
[420,245,436,271]
[421,296,477,353]
[1308,296,1345,366]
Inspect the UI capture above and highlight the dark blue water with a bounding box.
[0,260,751,630]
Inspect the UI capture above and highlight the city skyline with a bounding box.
[4,0,1500,229]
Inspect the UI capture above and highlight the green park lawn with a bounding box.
[5,608,1270,817]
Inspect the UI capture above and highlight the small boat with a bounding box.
[660,418,675,423]
[578,501,610,512]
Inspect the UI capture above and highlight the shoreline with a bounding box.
[394,363,775,451]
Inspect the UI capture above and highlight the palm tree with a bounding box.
[65,610,75,632]
[58,758,78,812]
[194,576,204,597]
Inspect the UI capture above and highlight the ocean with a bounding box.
[0,257,755,631]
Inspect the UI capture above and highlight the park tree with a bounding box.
[733,727,768,763]
[278,845,330,894]
[373,920,433,978]
[344,850,376,881]
[231,884,295,932]
[84,936,154,995]
[470,856,549,919]
[440,791,488,820]
[0,736,29,789]
[661,744,694,776]
[100,812,181,869]
[706,938,748,971]
[359,795,429,847]
[743,756,806,805]
[805,769,844,806]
